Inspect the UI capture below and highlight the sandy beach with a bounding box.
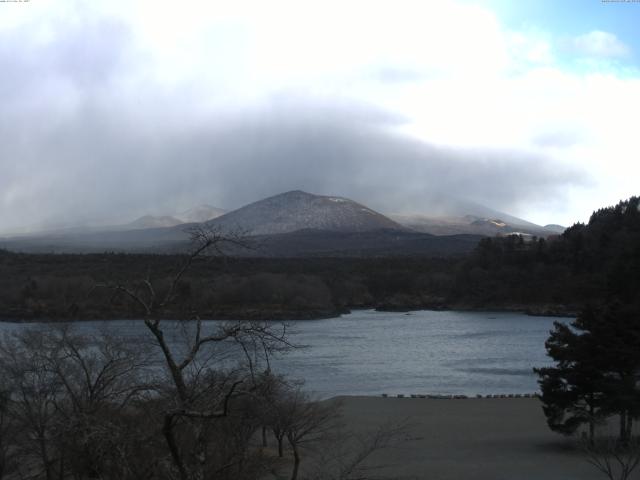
[334,396,606,480]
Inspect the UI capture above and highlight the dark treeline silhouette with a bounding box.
[535,303,640,442]
[1,196,639,321]
[529,197,640,479]
[0,254,457,321]
[454,196,640,311]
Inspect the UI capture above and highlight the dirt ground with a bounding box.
[330,396,609,480]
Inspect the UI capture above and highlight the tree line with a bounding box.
[0,228,405,480]
[2,196,639,322]
[456,196,640,310]
[532,197,640,479]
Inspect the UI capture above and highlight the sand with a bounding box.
[333,396,607,480]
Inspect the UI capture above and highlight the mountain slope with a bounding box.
[120,205,226,230]
[176,205,226,223]
[125,215,184,229]
[207,190,404,235]
[391,213,558,237]
[243,229,481,257]
[544,224,566,234]
[419,196,542,228]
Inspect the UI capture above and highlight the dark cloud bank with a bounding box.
[0,98,587,232]
[0,12,587,233]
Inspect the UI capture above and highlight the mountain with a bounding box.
[0,203,226,238]
[454,196,640,310]
[0,191,408,254]
[176,205,226,223]
[386,192,565,236]
[125,215,183,229]
[119,205,226,230]
[3,191,550,256]
[207,190,404,235]
[243,229,481,257]
[544,224,566,234]
[390,213,558,237]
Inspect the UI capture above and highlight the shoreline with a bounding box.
[0,304,576,324]
[375,301,577,318]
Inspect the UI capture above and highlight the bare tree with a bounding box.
[0,389,16,480]
[94,225,291,480]
[0,224,412,480]
[0,326,158,480]
[275,388,343,480]
[0,330,64,480]
[42,326,153,413]
[45,327,155,479]
[582,437,640,480]
[257,372,297,457]
[308,419,414,480]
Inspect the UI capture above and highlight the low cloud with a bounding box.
[0,96,587,233]
[1,0,633,232]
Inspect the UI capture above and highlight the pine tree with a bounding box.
[535,303,640,443]
[591,303,640,443]
[534,308,606,442]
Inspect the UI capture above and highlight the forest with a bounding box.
[0,196,638,322]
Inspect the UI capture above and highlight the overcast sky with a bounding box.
[1,0,639,233]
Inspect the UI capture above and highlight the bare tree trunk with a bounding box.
[58,453,64,480]
[262,426,268,448]
[194,423,207,480]
[39,436,53,480]
[144,319,188,403]
[290,443,300,480]
[589,402,595,444]
[620,411,629,444]
[163,414,190,480]
[277,436,284,458]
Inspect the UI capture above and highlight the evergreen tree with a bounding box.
[535,303,640,443]
[592,303,640,443]
[534,307,606,442]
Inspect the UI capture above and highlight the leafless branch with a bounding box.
[582,436,640,480]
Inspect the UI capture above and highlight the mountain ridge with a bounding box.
[0,190,558,255]
[391,213,559,237]
[176,205,227,223]
[206,190,406,235]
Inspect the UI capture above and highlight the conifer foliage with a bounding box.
[535,303,640,443]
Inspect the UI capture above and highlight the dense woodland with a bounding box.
[0,196,638,321]
[457,196,640,310]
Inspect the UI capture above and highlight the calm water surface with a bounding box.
[0,310,568,399]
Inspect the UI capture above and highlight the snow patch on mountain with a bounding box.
[207,190,404,235]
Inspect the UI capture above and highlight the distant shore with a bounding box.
[332,396,602,480]
[375,303,577,318]
[0,303,576,323]
[1,252,589,324]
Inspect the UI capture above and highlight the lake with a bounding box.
[0,309,568,399]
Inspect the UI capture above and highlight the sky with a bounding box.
[1,0,639,233]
